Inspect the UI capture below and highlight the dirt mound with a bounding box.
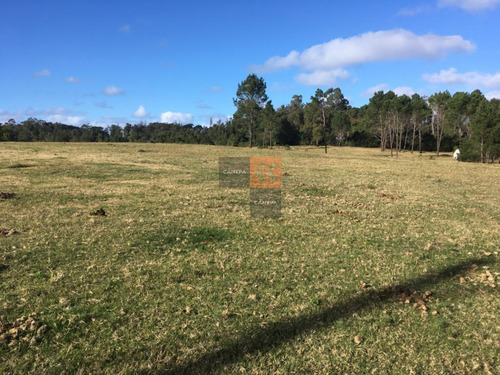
[397,290,433,312]
[0,228,18,236]
[0,192,16,200]
[0,313,48,348]
[90,208,106,216]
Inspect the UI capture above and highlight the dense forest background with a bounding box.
[2,75,499,163]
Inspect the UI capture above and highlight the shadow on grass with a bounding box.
[157,257,494,374]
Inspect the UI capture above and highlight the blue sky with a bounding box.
[2,0,500,127]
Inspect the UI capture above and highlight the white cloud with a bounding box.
[210,86,222,92]
[0,107,87,125]
[66,76,82,83]
[485,90,500,100]
[46,115,86,126]
[133,105,148,118]
[256,29,474,73]
[422,68,500,89]
[34,69,51,78]
[439,0,500,11]
[393,86,416,96]
[96,116,130,126]
[362,84,415,97]
[295,68,350,86]
[43,108,86,125]
[198,114,230,126]
[254,29,474,87]
[119,24,131,33]
[362,84,389,97]
[160,111,193,124]
[103,86,125,96]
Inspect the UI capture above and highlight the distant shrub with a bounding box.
[460,139,480,162]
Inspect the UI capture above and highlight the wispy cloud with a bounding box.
[34,69,51,78]
[103,86,125,96]
[197,103,213,109]
[269,82,294,92]
[0,110,17,123]
[210,86,222,93]
[119,24,131,33]
[66,76,82,83]
[397,6,427,16]
[438,0,500,11]
[253,29,475,86]
[160,111,193,124]
[95,101,113,109]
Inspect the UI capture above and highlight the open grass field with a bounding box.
[1,142,499,374]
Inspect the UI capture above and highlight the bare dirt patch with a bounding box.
[378,193,402,200]
[330,209,348,215]
[0,228,19,236]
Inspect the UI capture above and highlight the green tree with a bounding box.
[428,91,451,156]
[109,125,123,142]
[468,99,496,162]
[1,119,16,141]
[310,88,336,153]
[447,92,471,140]
[233,74,269,148]
[260,101,276,147]
[410,94,431,154]
[288,95,305,144]
[330,111,351,146]
[365,91,396,151]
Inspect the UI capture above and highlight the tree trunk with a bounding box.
[418,125,422,155]
[322,107,327,154]
[480,138,484,163]
[411,119,416,154]
[249,111,254,148]
[435,119,441,157]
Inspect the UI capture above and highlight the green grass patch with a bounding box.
[0,143,498,374]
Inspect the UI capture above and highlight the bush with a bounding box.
[460,138,480,162]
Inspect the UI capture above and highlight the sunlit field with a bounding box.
[1,142,499,374]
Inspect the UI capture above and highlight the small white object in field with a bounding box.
[453,149,461,161]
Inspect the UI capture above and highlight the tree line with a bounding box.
[1,74,499,162]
